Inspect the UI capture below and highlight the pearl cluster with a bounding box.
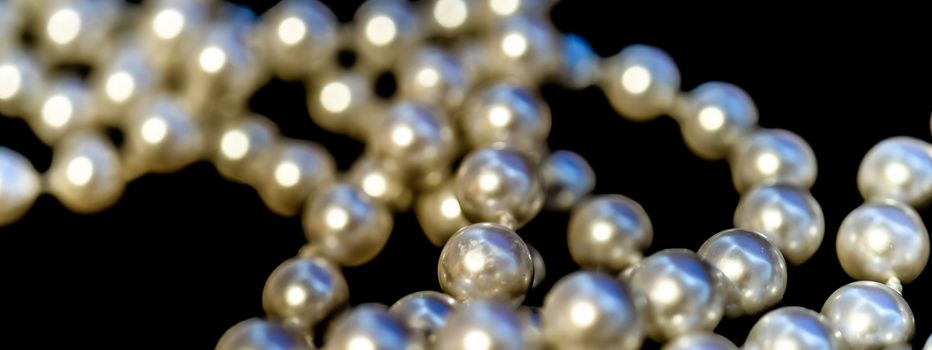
[0,0,929,349]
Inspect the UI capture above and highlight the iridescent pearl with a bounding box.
[517,307,544,350]
[139,0,212,76]
[0,147,41,226]
[353,0,420,71]
[624,249,726,341]
[454,147,544,227]
[389,291,457,340]
[415,181,471,246]
[568,195,652,272]
[678,82,758,160]
[540,150,595,211]
[369,102,457,183]
[47,131,124,214]
[263,256,349,332]
[482,15,559,83]
[216,318,309,350]
[36,0,120,64]
[836,201,930,283]
[698,229,787,317]
[857,137,932,207]
[123,95,204,176]
[461,84,551,155]
[433,299,525,350]
[302,184,394,267]
[733,185,824,265]
[528,244,545,289]
[661,332,738,350]
[600,44,680,121]
[541,271,645,350]
[306,70,375,139]
[325,304,423,350]
[257,0,338,80]
[729,129,817,192]
[0,49,43,118]
[438,223,533,304]
[556,34,599,90]
[213,116,279,185]
[346,154,413,211]
[822,281,914,349]
[257,140,336,217]
[89,41,158,126]
[743,307,844,350]
[396,47,470,112]
[28,76,92,146]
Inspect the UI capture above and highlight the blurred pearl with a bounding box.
[123,95,203,176]
[568,195,652,272]
[461,84,551,155]
[415,181,471,246]
[307,70,375,139]
[729,129,817,192]
[743,307,844,350]
[542,271,644,350]
[836,201,930,283]
[454,147,544,227]
[734,185,824,265]
[540,150,595,211]
[0,2,20,50]
[516,307,544,350]
[353,0,420,70]
[625,249,725,341]
[396,47,470,112]
[263,256,349,332]
[325,304,422,350]
[698,229,787,317]
[661,332,738,350]
[679,82,758,160]
[257,140,336,217]
[90,41,158,126]
[390,291,457,339]
[0,49,43,118]
[600,44,679,121]
[217,318,309,350]
[925,334,931,350]
[857,137,932,207]
[451,39,488,85]
[0,147,40,226]
[822,281,914,349]
[28,76,92,145]
[433,299,525,350]
[475,0,552,31]
[483,15,559,83]
[213,116,279,185]
[423,0,479,37]
[528,244,545,289]
[302,184,393,267]
[369,102,457,183]
[139,0,212,76]
[257,0,338,80]
[346,154,413,211]
[36,0,120,64]
[47,131,124,214]
[438,223,533,304]
[556,34,599,89]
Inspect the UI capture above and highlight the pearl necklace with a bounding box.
[0,0,929,349]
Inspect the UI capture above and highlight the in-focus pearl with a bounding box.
[438,223,533,304]
[679,82,758,160]
[734,185,824,265]
[600,44,680,121]
[857,137,932,207]
[541,271,644,350]
[37,0,120,64]
[263,256,349,332]
[743,306,844,350]
[346,154,413,211]
[836,201,930,283]
[353,0,420,71]
[455,147,544,228]
[28,76,92,145]
[461,84,551,157]
[257,0,338,80]
[0,147,41,226]
[257,139,336,217]
[0,49,43,117]
[369,102,457,183]
[540,150,595,211]
[302,184,394,267]
[729,128,817,192]
[47,131,124,214]
[625,249,725,341]
[216,318,309,350]
[89,41,157,125]
[123,95,204,176]
[698,229,787,317]
[389,291,457,340]
[482,15,558,83]
[307,70,376,139]
[661,332,738,350]
[822,281,915,349]
[396,47,470,112]
[433,299,526,350]
[325,304,423,350]
[568,195,652,272]
[415,180,471,246]
[213,116,279,185]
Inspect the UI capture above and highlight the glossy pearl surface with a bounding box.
[213,116,279,185]
[47,131,124,214]
[123,95,204,176]
[324,304,422,350]
[263,256,349,332]
[302,184,394,267]
[389,291,457,339]
[90,41,157,125]
[0,49,43,117]
[257,140,336,217]
[482,15,558,83]
[568,195,652,272]
[346,154,413,211]
[600,44,680,121]
[415,181,471,246]
[557,34,599,89]
[822,281,914,349]
[353,0,421,70]
[836,201,929,283]
[698,229,787,316]
[0,147,41,226]
[438,223,533,304]
[28,76,92,145]
[460,84,551,155]
[396,46,470,111]
[258,0,339,79]
[857,137,932,207]
[307,70,375,139]
[216,318,309,350]
[679,82,758,160]
[433,299,525,350]
[743,306,844,350]
[37,0,120,64]
[661,332,738,350]
[540,150,595,211]
[369,102,457,182]
[734,185,824,265]
[729,128,817,192]
[454,147,544,227]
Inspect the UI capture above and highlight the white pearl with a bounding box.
[0,49,43,118]
[123,95,204,176]
[139,0,212,76]
[698,229,787,317]
[461,83,551,156]
[47,131,124,214]
[325,304,423,350]
[424,0,480,37]
[263,256,349,333]
[836,201,930,283]
[438,223,533,304]
[482,15,559,84]
[475,0,553,31]
[415,180,471,246]
[600,44,680,121]
[346,154,413,211]
[216,318,309,350]
[389,291,457,340]
[369,102,457,183]
[821,281,915,349]
[734,185,824,265]
[540,150,595,211]
[0,147,41,226]
[743,306,844,350]
[517,306,544,350]
[28,76,92,146]
[353,0,421,71]
[556,34,599,90]
[661,332,737,350]
[0,2,20,52]
[541,271,645,350]
[925,334,931,350]
[257,140,336,217]
[433,299,526,350]
[857,137,932,207]
[729,128,817,192]
[90,41,158,126]
[257,0,338,80]
[36,0,121,64]
[454,147,544,227]
[213,116,279,185]
[678,82,758,160]
[302,184,394,267]
[396,47,470,112]
[306,70,376,139]
[568,194,652,272]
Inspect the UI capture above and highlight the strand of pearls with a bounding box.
[0,0,929,349]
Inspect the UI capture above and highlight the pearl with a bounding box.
[461,84,551,156]
[0,147,41,226]
[438,223,533,304]
[213,116,279,185]
[353,0,420,71]
[90,41,158,126]
[123,95,204,176]
[302,184,394,267]
[482,15,559,83]
[257,140,337,217]
[433,299,526,350]
[516,307,544,350]
[37,0,120,64]
[396,47,470,112]
[540,150,595,211]
[454,147,544,227]
[0,49,43,118]
[556,34,599,90]
[541,271,645,350]
[257,0,338,80]
[568,195,652,272]
[369,102,457,183]
[263,256,349,333]
[415,181,472,246]
[857,137,932,207]
[729,128,817,192]
[679,82,758,160]
[836,201,930,283]
[389,291,457,340]
[743,306,844,350]
[624,249,726,341]
[28,76,92,146]
[528,244,545,289]
[0,2,20,51]
[47,131,124,214]
[734,185,824,265]
[325,304,423,350]
[425,0,478,36]
[821,281,915,349]
[660,332,738,350]
[600,44,680,121]
[475,0,553,31]
[307,70,376,139]
[346,154,413,211]
[216,318,309,350]
[698,229,787,316]
[139,0,212,76]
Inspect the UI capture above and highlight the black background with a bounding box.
[0,1,930,348]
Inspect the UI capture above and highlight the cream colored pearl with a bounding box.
[540,150,595,211]
[346,154,413,212]
[217,318,309,350]
[396,47,470,112]
[47,131,124,214]
[213,116,279,185]
[679,82,758,160]
[389,291,457,340]
[857,137,932,207]
[263,256,349,333]
[28,76,92,146]
[438,223,533,304]
[474,0,553,32]
[257,140,336,217]
[461,83,551,156]
[325,304,424,350]
[257,0,338,80]
[568,195,652,272]
[661,332,738,350]
[89,41,157,126]
[600,44,680,121]
[415,180,471,246]
[836,200,930,283]
[528,244,545,289]
[302,184,393,267]
[734,185,824,265]
[36,0,120,64]
[482,15,559,84]
[698,229,787,317]
[138,0,212,76]
[0,49,44,118]
[729,128,817,192]
[0,147,41,226]
[517,307,544,350]
[433,299,526,350]
[743,306,844,350]
[423,0,479,37]
[369,102,457,184]
[353,0,421,71]
[123,95,204,176]
[454,147,544,227]
[821,281,914,349]
[306,70,376,139]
